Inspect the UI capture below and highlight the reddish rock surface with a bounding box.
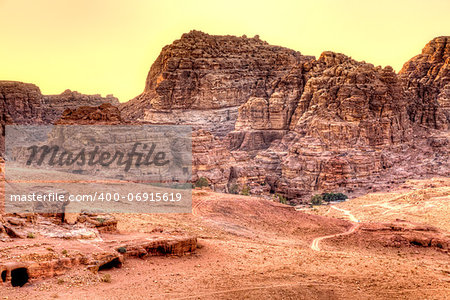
[328,220,449,253]
[0,81,119,156]
[0,213,196,287]
[1,32,449,203]
[44,89,119,123]
[56,103,122,125]
[399,36,450,129]
[120,31,449,202]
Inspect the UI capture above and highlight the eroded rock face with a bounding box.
[399,36,450,129]
[56,103,122,125]
[120,30,313,135]
[44,89,119,122]
[192,130,234,191]
[120,32,450,202]
[0,81,46,158]
[271,52,414,198]
[0,81,119,156]
[2,33,449,203]
[290,52,411,147]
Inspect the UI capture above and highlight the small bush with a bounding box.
[61,249,68,255]
[275,193,287,204]
[241,185,250,196]
[195,177,209,188]
[27,232,35,239]
[174,183,193,189]
[322,192,348,202]
[101,273,111,283]
[117,247,127,254]
[311,194,323,206]
[228,184,239,194]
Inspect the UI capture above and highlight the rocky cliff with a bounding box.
[0,81,119,156]
[44,89,119,122]
[399,36,450,129]
[56,103,122,125]
[120,30,313,136]
[2,32,449,203]
[121,31,450,202]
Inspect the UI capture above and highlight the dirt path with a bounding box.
[330,205,359,222]
[311,205,360,251]
[3,189,449,299]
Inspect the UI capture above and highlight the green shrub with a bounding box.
[117,247,127,254]
[195,177,209,188]
[241,185,250,196]
[27,232,35,239]
[228,184,239,194]
[275,193,287,204]
[322,192,348,202]
[174,183,193,189]
[311,194,323,205]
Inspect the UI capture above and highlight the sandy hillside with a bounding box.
[1,182,449,300]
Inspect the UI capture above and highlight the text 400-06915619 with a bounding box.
[94,192,183,202]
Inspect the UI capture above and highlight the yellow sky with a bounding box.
[1,0,449,102]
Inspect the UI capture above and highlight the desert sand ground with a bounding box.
[1,179,449,299]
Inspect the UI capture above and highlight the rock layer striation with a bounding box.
[122,32,450,202]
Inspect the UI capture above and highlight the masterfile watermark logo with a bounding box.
[25,142,171,172]
[4,125,192,214]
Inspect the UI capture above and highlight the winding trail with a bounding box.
[330,205,359,222]
[311,205,360,251]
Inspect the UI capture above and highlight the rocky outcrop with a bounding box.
[56,103,122,125]
[120,30,313,136]
[0,81,47,158]
[2,33,449,203]
[120,32,450,202]
[271,52,414,198]
[399,36,450,129]
[192,130,233,191]
[0,81,119,156]
[0,213,196,286]
[0,81,46,125]
[44,89,119,122]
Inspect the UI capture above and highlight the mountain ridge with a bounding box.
[1,31,449,201]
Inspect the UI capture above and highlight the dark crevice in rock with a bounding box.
[10,268,29,287]
[98,257,122,271]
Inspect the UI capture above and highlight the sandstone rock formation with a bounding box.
[0,81,47,159]
[56,103,122,125]
[272,52,413,199]
[0,81,119,156]
[399,36,450,129]
[2,32,449,203]
[120,30,313,135]
[0,212,196,286]
[121,31,450,202]
[44,89,119,122]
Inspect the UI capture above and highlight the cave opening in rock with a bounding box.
[410,240,423,247]
[1,270,6,282]
[98,258,122,271]
[156,245,168,254]
[11,268,29,287]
